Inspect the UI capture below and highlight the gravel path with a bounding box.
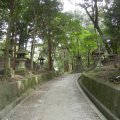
[2,74,106,120]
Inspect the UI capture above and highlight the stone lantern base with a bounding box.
[96,59,103,68]
[17,60,26,69]
[15,68,26,76]
[15,59,26,76]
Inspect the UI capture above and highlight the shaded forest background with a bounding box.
[0,0,119,80]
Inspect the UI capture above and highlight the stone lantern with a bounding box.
[16,49,28,75]
[38,56,45,70]
[93,49,104,67]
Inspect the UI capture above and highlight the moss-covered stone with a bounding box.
[79,73,120,119]
[15,68,26,76]
[0,71,56,111]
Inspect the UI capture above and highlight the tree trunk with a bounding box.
[4,0,14,78]
[13,27,17,71]
[87,50,90,68]
[48,35,53,71]
[30,34,35,72]
[4,21,11,78]
[30,9,37,72]
[83,2,112,54]
[96,26,112,53]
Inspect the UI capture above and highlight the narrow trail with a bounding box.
[2,74,106,120]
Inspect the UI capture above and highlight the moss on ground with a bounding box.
[85,67,120,83]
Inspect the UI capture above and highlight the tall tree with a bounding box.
[0,0,16,78]
[38,0,62,71]
[104,0,120,54]
[78,0,112,53]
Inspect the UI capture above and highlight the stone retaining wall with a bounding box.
[0,72,55,111]
[78,73,120,120]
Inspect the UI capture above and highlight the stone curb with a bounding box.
[78,77,119,120]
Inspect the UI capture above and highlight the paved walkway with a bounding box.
[2,74,106,120]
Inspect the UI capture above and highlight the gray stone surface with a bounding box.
[2,74,104,120]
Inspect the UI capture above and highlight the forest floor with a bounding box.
[86,67,120,83]
[85,54,120,84]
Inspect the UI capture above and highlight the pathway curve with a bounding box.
[2,74,106,120]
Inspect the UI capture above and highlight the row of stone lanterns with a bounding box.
[16,52,46,75]
[2,47,46,76]
[2,46,104,76]
[16,50,45,74]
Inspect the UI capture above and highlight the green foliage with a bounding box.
[104,0,120,53]
[80,30,97,51]
[105,0,120,37]
[1,0,117,74]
